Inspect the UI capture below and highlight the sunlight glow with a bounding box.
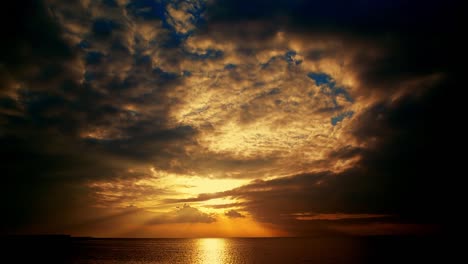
[196,238,228,264]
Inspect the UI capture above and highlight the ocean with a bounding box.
[4,236,447,263]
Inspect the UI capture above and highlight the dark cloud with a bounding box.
[348,82,460,223]
[1,0,77,233]
[205,0,462,93]
[207,0,461,34]
[126,0,166,21]
[203,202,247,210]
[1,1,73,80]
[147,204,216,224]
[225,209,245,218]
[0,0,195,233]
[92,18,120,38]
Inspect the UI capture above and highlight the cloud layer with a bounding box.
[1,0,461,236]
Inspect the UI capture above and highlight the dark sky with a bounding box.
[0,0,462,237]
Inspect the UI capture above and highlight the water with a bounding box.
[69,236,446,264]
[70,237,363,264]
[4,236,447,263]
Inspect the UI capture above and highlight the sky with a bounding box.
[1,0,461,237]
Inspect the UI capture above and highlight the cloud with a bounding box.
[165,87,459,235]
[292,213,388,221]
[1,0,461,236]
[147,204,216,224]
[225,209,245,218]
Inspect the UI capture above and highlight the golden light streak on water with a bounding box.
[195,238,228,264]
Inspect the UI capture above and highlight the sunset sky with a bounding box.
[1,0,461,237]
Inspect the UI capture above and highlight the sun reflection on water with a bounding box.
[195,238,228,264]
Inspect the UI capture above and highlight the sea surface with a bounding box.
[68,237,444,264]
[4,236,447,263]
